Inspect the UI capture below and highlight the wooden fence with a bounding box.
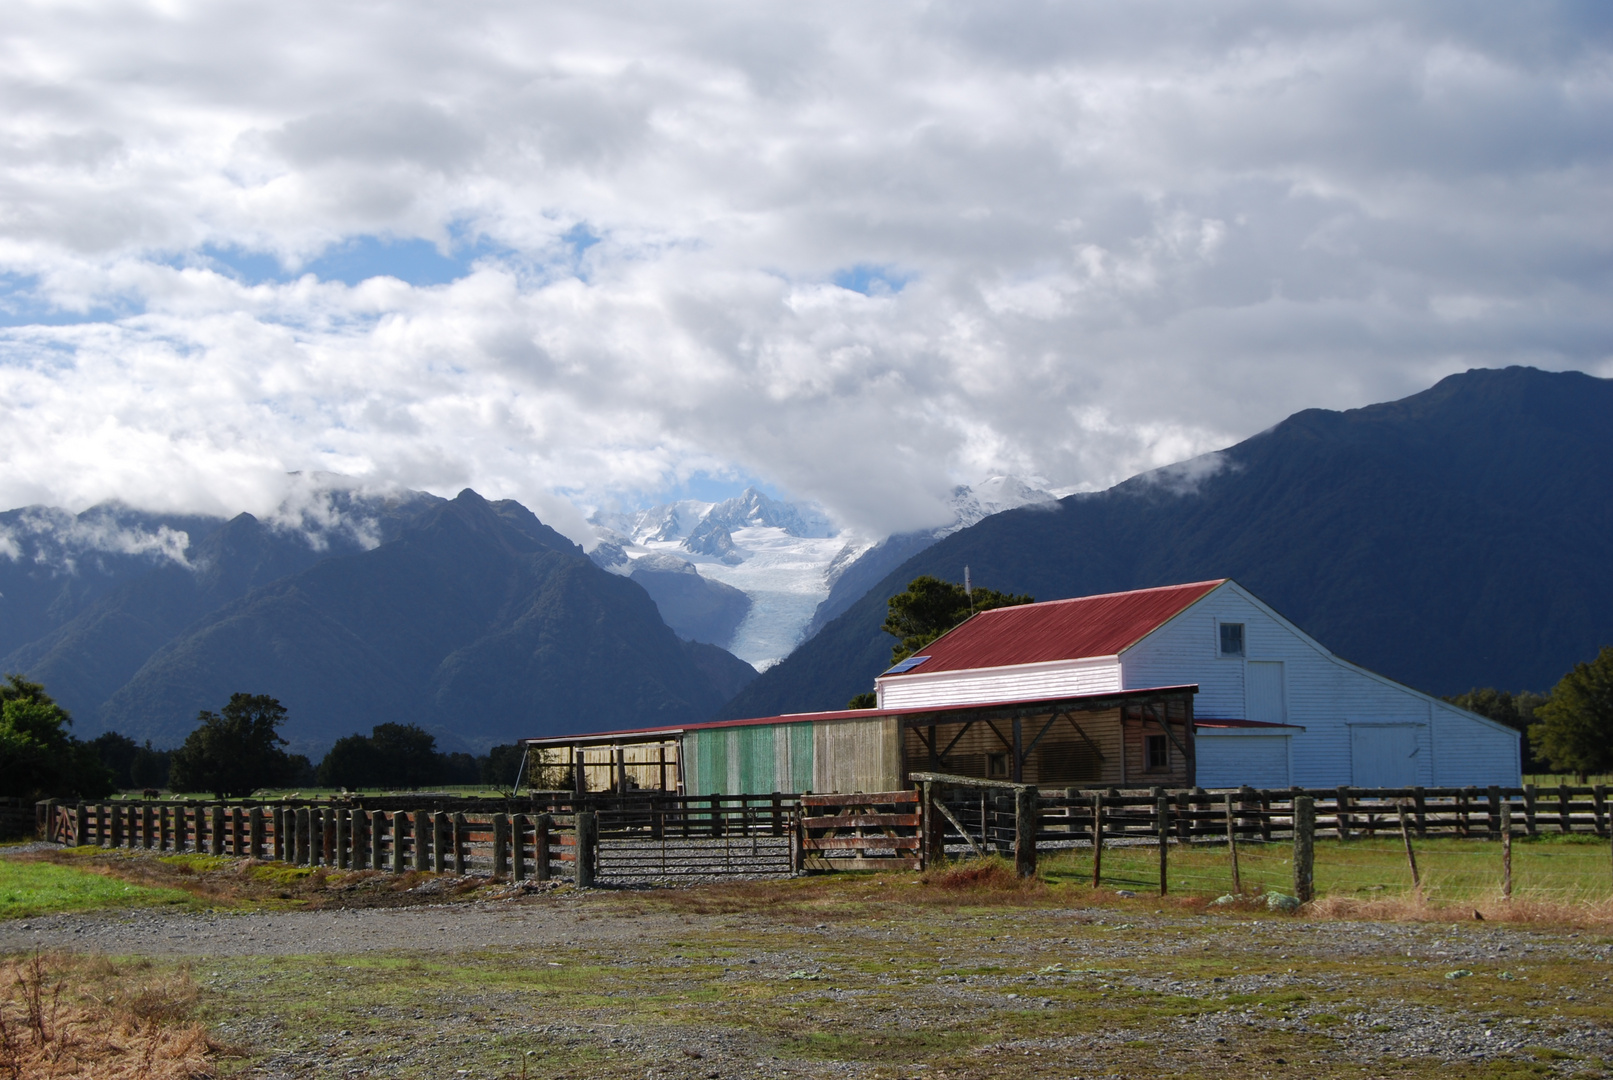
[798,791,923,872]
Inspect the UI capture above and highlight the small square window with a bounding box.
[1219,622,1245,657]
[1145,735,1169,771]
[986,753,1009,778]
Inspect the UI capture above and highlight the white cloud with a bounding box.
[0,0,1610,538]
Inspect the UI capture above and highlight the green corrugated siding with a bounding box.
[681,722,816,795]
[790,721,814,792]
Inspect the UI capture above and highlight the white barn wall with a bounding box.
[877,656,1121,709]
[1118,582,1518,788]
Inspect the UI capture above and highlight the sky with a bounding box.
[1,1,1609,541]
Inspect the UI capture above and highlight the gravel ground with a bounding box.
[5,863,1613,1078]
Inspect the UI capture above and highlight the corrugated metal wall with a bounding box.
[681,716,899,795]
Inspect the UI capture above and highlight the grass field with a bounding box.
[0,853,194,919]
[1042,833,1613,905]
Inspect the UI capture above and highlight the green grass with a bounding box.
[0,855,194,919]
[1039,834,1613,902]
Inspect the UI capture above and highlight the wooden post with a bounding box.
[534,813,552,882]
[110,803,124,848]
[1090,792,1103,889]
[373,809,389,872]
[1458,787,1473,839]
[1501,801,1513,900]
[413,810,430,872]
[73,802,87,847]
[323,807,336,865]
[271,807,283,861]
[1336,786,1351,840]
[1397,802,1420,892]
[232,806,245,857]
[493,813,510,879]
[1523,784,1537,835]
[335,808,350,869]
[1487,785,1502,840]
[710,794,722,838]
[139,803,153,849]
[1559,784,1573,833]
[307,807,322,866]
[1413,786,1427,838]
[1258,788,1272,842]
[352,810,368,871]
[433,812,449,873]
[576,810,597,887]
[249,806,264,859]
[922,782,944,868]
[1225,792,1242,896]
[453,813,468,875]
[1013,786,1037,878]
[1293,795,1315,903]
[1157,795,1169,897]
[512,814,527,880]
[771,792,783,837]
[1176,789,1191,842]
[392,812,408,874]
[293,808,308,865]
[1594,784,1608,837]
[210,805,225,855]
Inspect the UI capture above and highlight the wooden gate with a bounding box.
[798,791,922,871]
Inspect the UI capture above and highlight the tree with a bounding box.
[847,692,877,709]
[315,722,450,791]
[0,674,114,800]
[1529,646,1613,781]
[168,693,297,798]
[882,575,1034,665]
[481,743,527,788]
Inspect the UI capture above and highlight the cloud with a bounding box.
[0,1,1610,538]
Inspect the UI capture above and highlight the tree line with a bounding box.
[1,683,526,801]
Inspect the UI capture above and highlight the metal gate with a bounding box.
[594,794,796,881]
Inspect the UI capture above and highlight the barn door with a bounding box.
[1350,725,1420,787]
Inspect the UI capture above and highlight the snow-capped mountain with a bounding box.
[588,479,1054,670]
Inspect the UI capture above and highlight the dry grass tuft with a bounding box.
[0,952,227,1079]
[922,856,1039,893]
[1307,891,1613,928]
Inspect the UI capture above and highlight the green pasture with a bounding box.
[1040,832,1613,902]
[0,853,193,919]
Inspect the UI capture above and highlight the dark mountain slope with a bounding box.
[99,490,750,752]
[721,367,1613,718]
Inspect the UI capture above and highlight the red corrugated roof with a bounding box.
[885,579,1227,676]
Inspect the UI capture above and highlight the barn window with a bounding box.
[1145,735,1169,771]
[986,753,1009,778]
[1219,622,1245,657]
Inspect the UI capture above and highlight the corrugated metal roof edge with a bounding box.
[1194,718,1303,729]
[880,578,1230,677]
[522,683,1202,746]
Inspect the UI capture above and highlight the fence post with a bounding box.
[433,812,449,873]
[291,808,307,865]
[1595,784,1608,837]
[70,801,85,847]
[1293,795,1315,903]
[1559,784,1572,833]
[512,814,527,880]
[576,810,597,887]
[493,813,510,879]
[1336,786,1351,840]
[1014,786,1037,878]
[350,810,367,870]
[771,792,783,837]
[392,812,408,874]
[1157,795,1170,897]
[309,807,325,866]
[535,813,552,883]
[333,812,350,870]
[1090,792,1104,889]
[1487,786,1501,840]
[210,805,225,855]
[372,809,388,872]
[1523,784,1537,835]
[1501,801,1513,900]
[234,806,246,857]
[270,807,283,861]
[1397,802,1420,892]
[249,806,264,859]
[110,803,124,848]
[1413,787,1427,838]
[138,803,152,849]
[1225,792,1242,896]
[453,813,468,875]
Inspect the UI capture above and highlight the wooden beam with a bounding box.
[1063,714,1107,760]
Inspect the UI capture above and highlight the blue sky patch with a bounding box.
[832,264,911,296]
[0,273,143,328]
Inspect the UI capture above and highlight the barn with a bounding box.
[524,579,1520,794]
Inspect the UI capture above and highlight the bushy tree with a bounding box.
[316,722,453,790]
[0,675,114,800]
[1443,688,1548,771]
[168,693,297,798]
[90,731,173,790]
[1529,646,1613,781]
[480,743,526,788]
[882,575,1034,665]
[847,692,877,709]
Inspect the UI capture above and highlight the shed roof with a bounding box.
[881,579,1227,677]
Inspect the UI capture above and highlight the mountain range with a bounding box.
[719,366,1613,720]
[0,487,755,753]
